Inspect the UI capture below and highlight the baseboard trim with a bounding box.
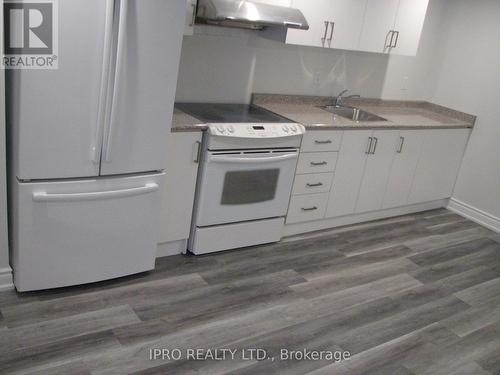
[448,198,500,234]
[0,267,14,291]
[156,239,187,258]
[284,199,448,237]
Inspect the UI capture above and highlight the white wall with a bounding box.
[423,0,500,222]
[176,28,390,103]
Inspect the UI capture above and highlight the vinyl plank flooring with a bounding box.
[454,277,500,306]
[0,208,498,375]
[0,305,140,353]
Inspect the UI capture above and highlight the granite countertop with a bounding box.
[171,95,476,132]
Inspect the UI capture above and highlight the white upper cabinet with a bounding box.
[359,0,429,55]
[391,0,429,56]
[328,0,367,50]
[287,0,331,48]
[358,0,400,54]
[287,0,367,50]
[289,0,429,56]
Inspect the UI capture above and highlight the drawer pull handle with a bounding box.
[306,182,323,187]
[310,161,327,166]
[314,140,332,144]
[302,206,318,211]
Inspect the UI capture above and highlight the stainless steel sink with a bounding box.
[319,105,387,122]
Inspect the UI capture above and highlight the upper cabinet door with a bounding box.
[286,0,331,48]
[100,0,185,176]
[327,0,367,51]
[358,0,399,54]
[391,0,429,56]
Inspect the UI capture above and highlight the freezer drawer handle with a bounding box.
[209,153,298,164]
[33,183,159,202]
[306,182,323,187]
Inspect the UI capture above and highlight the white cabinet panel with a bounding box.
[301,131,343,152]
[408,129,470,204]
[292,172,334,195]
[356,130,399,213]
[287,193,329,224]
[328,0,367,51]
[287,0,331,48]
[358,0,399,54]
[391,0,429,56]
[382,130,425,209]
[326,130,372,218]
[158,132,201,244]
[296,152,338,174]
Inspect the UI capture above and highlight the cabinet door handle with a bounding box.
[189,2,197,26]
[302,206,318,212]
[321,21,329,45]
[366,137,373,154]
[328,21,335,44]
[371,137,379,154]
[314,140,332,144]
[397,136,405,153]
[306,182,323,187]
[392,31,400,48]
[310,161,327,166]
[193,141,202,163]
[385,30,395,49]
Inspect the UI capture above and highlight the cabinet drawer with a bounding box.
[301,131,343,152]
[287,193,328,224]
[292,172,334,195]
[296,152,338,174]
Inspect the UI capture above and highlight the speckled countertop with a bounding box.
[172,94,475,132]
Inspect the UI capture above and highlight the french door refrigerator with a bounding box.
[8,0,185,291]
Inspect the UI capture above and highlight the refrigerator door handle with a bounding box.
[32,183,159,202]
[103,0,128,163]
[92,0,115,164]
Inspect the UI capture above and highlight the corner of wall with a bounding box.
[0,266,13,291]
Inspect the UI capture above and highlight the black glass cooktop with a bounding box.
[175,103,293,123]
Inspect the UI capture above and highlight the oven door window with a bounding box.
[221,169,280,205]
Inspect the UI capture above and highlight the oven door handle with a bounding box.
[208,153,298,164]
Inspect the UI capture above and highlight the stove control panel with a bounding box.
[207,123,306,138]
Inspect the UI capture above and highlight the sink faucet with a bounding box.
[334,89,361,107]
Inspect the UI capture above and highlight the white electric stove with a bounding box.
[177,103,305,254]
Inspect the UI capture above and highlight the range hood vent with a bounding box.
[196,0,309,31]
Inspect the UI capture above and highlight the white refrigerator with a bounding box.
[8,0,185,291]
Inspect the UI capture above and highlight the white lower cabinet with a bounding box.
[288,127,471,226]
[158,132,201,245]
[287,193,329,224]
[408,129,470,204]
[382,130,426,209]
[325,130,372,218]
[356,130,400,213]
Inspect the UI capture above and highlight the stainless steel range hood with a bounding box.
[196,0,309,30]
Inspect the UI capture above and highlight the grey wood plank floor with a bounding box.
[1,208,499,375]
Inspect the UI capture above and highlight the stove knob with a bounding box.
[227,125,235,133]
[283,125,290,133]
[291,125,297,132]
[216,125,225,134]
